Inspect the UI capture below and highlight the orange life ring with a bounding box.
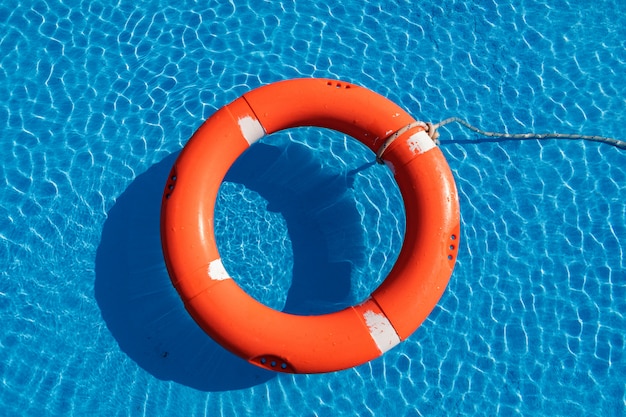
[161,78,460,373]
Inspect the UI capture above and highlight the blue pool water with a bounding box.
[1,0,624,416]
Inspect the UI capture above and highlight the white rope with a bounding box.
[433,117,626,150]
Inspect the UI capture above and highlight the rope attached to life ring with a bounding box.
[375,121,439,164]
[434,117,626,150]
[376,117,625,163]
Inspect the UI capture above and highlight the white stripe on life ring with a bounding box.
[208,258,231,281]
[406,130,436,155]
[238,116,265,145]
[363,310,401,353]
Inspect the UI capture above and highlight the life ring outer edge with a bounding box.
[160,78,461,374]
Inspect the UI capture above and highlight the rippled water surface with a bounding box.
[1,0,624,416]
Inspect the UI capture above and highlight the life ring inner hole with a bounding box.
[214,127,406,316]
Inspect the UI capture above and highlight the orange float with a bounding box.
[160,78,460,373]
